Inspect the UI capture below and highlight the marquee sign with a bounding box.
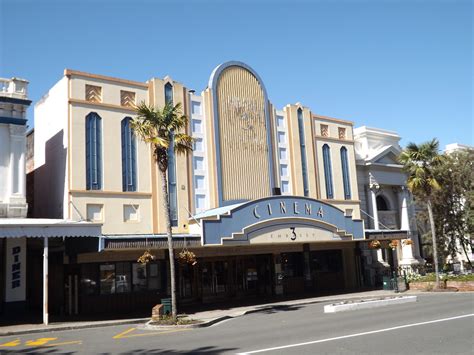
[201,196,364,245]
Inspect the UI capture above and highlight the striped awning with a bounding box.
[0,218,102,238]
[364,229,409,240]
[99,234,202,251]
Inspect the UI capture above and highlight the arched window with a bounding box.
[340,147,351,200]
[165,82,178,226]
[376,195,389,211]
[297,108,309,196]
[85,112,102,190]
[322,144,333,199]
[121,117,137,191]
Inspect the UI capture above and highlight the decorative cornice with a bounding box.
[70,189,152,197]
[64,69,148,88]
[0,116,27,126]
[315,135,355,144]
[68,99,137,113]
[0,96,32,106]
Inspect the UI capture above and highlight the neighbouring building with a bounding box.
[32,61,419,317]
[0,77,101,324]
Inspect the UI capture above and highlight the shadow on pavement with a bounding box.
[98,346,238,354]
[249,304,303,314]
[0,347,76,354]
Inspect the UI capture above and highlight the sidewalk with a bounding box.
[0,290,414,336]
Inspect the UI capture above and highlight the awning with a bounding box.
[99,234,202,251]
[364,229,409,240]
[0,218,102,238]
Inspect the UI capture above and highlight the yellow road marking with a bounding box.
[25,337,57,346]
[0,339,20,347]
[113,327,190,339]
[113,327,137,339]
[43,340,83,347]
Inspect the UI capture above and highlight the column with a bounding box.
[398,186,418,267]
[43,236,49,325]
[370,187,380,230]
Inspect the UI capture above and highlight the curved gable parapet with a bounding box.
[208,61,269,99]
[208,61,275,206]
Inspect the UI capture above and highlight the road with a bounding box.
[0,293,473,354]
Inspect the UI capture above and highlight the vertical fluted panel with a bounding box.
[216,66,270,201]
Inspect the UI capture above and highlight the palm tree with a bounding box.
[399,139,444,288]
[132,101,193,320]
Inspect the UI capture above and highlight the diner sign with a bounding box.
[5,237,26,302]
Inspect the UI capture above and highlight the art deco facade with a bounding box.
[32,61,419,316]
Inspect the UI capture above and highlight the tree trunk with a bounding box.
[159,168,177,320]
[427,199,441,288]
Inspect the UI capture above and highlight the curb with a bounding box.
[0,318,149,337]
[324,296,417,313]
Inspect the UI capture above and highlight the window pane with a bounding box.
[148,262,164,291]
[277,115,285,128]
[192,101,201,115]
[194,138,203,152]
[196,194,206,211]
[81,264,98,295]
[132,263,147,292]
[279,148,287,160]
[192,120,202,133]
[115,262,131,293]
[194,157,204,170]
[281,181,289,193]
[278,132,286,144]
[195,176,205,189]
[100,264,115,294]
[280,164,288,177]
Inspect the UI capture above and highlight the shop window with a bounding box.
[81,263,99,295]
[312,250,343,273]
[281,252,304,277]
[148,262,165,291]
[132,263,147,292]
[100,264,115,294]
[115,262,131,293]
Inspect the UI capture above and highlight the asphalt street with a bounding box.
[0,293,473,354]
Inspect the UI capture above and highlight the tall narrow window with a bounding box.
[121,117,137,191]
[322,144,333,199]
[297,108,309,196]
[86,112,102,190]
[165,82,178,226]
[340,147,351,199]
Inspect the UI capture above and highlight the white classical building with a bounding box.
[354,126,424,284]
[0,77,30,218]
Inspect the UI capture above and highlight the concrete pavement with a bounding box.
[1,289,411,336]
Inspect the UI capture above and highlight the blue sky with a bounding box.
[1,0,472,148]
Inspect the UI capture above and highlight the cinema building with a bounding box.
[32,61,421,316]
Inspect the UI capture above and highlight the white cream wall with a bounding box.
[0,125,10,201]
[33,77,69,218]
[68,76,152,233]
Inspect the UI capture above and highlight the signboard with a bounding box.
[5,237,26,302]
[202,196,364,245]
